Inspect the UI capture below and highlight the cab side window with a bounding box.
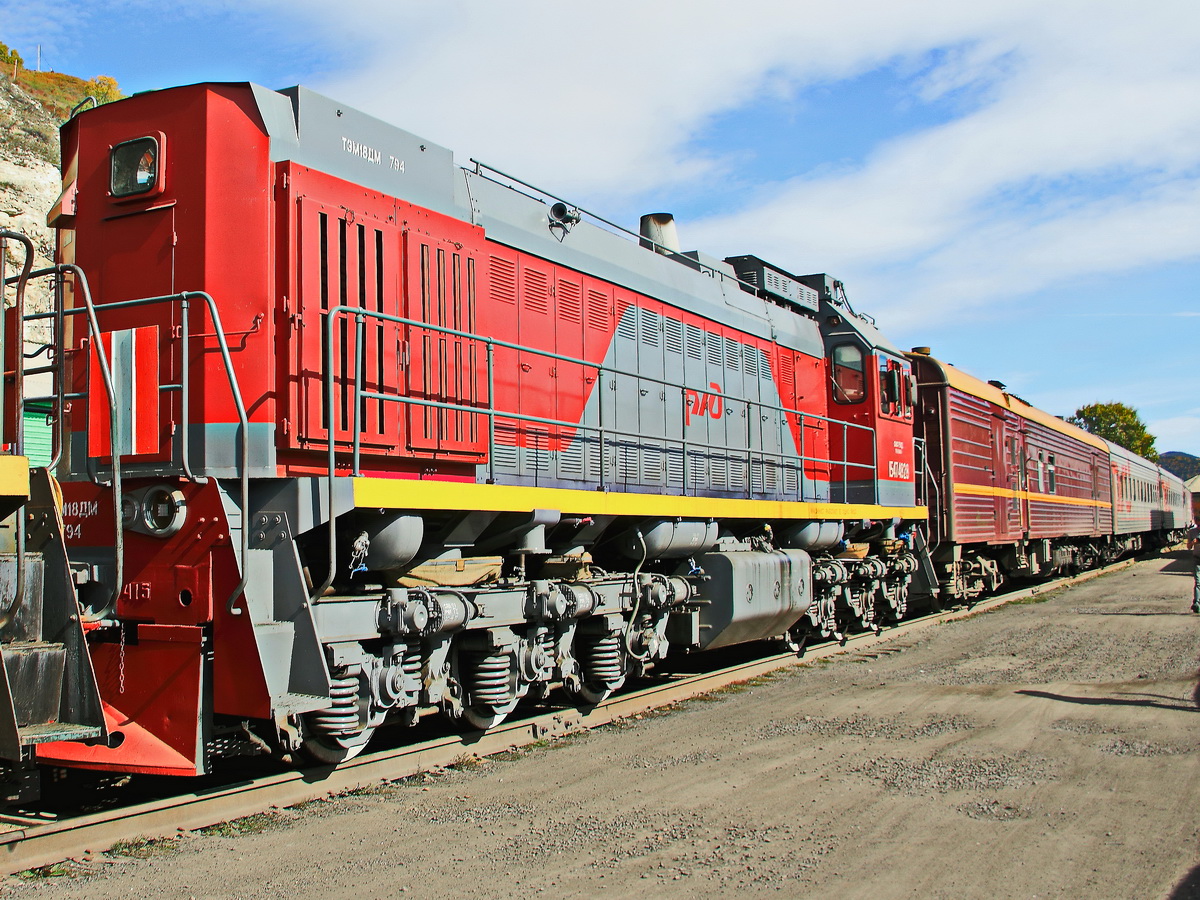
[831,344,865,404]
[876,355,913,419]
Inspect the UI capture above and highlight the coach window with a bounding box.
[1037,451,1046,492]
[831,344,866,404]
[1048,454,1057,493]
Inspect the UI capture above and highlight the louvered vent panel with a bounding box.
[617,310,637,342]
[642,446,663,481]
[587,289,610,331]
[558,278,583,323]
[706,333,723,367]
[725,337,741,371]
[559,443,584,477]
[729,457,747,492]
[639,308,660,346]
[523,267,551,314]
[490,255,517,304]
[667,449,685,487]
[664,318,684,355]
[743,345,760,377]
[618,443,639,480]
[784,465,800,495]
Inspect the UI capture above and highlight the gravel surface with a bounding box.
[4,550,1199,899]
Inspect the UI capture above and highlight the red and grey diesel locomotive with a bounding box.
[0,83,1188,786]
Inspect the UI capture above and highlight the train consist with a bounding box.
[0,83,1188,792]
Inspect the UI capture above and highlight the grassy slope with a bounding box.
[15,69,113,120]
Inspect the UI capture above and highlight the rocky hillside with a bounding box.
[0,72,60,316]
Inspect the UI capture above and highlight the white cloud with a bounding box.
[201,0,1200,454]
[233,0,1051,197]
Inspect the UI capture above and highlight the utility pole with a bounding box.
[36,45,41,72]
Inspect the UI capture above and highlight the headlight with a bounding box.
[140,486,186,537]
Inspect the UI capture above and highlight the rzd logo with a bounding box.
[685,383,723,425]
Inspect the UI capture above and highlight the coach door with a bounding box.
[992,414,1009,539]
[1001,424,1027,539]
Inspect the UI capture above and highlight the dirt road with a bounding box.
[6,550,1199,899]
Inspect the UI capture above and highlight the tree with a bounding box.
[86,75,122,105]
[0,41,22,69]
[1069,402,1158,461]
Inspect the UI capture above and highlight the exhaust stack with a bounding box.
[639,213,680,255]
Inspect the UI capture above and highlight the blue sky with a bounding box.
[4,0,1198,455]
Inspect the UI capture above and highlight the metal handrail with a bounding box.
[469,160,740,283]
[320,304,879,451]
[0,231,34,630]
[10,279,250,617]
[0,259,125,619]
[312,303,883,599]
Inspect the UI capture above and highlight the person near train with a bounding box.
[1188,521,1200,614]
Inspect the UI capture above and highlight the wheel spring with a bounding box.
[466,651,513,710]
[310,673,361,735]
[403,638,423,678]
[402,638,423,700]
[578,632,624,686]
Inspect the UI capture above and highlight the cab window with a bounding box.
[831,344,865,404]
[876,355,912,419]
[111,136,160,198]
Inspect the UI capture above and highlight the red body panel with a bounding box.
[826,350,915,503]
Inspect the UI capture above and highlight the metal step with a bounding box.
[16,722,103,744]
[250,622,330,716]
[2,640,66,728]
[252,620,297,698]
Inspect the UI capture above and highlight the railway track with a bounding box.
[0,557,1141,876]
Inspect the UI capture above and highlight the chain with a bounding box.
[118,621,126,694]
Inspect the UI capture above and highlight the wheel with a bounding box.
[299,723,376,765]
[461,698,519,731]
[563,679,617,706]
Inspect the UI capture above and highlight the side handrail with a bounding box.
[11,281,250,618]
[312,303,885,601]
[319,303,880,450]
[180,292,251,616]
[0,230,34,630]
[58,264,122,619]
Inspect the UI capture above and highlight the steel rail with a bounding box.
[0,555,1143,875]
